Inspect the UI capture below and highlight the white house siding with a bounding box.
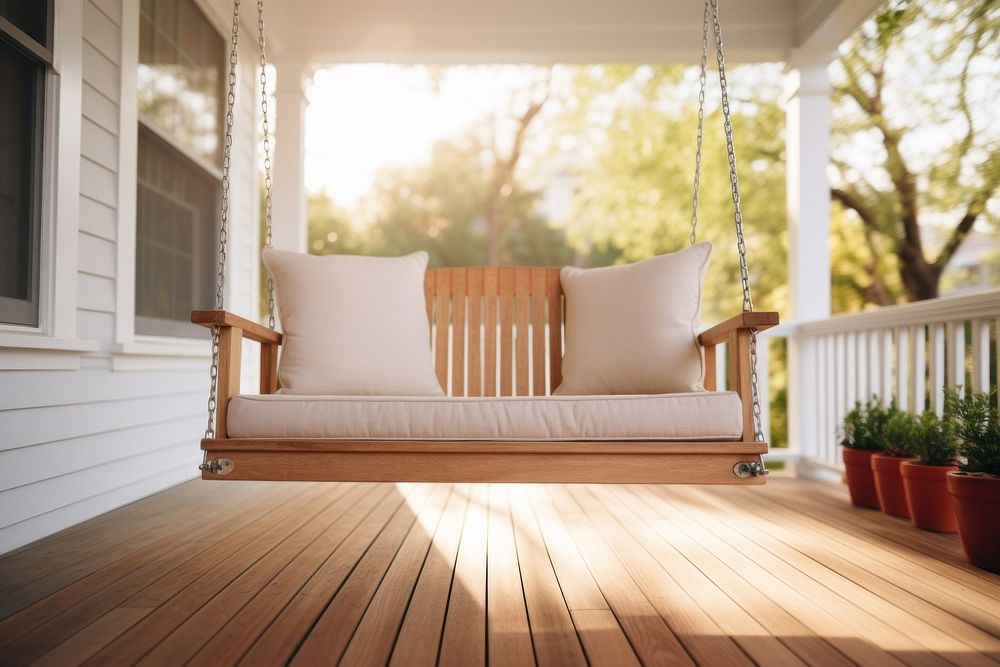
[0,0,261,554]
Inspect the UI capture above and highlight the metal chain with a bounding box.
[706,0,765,443]
[204,0,242,440]
[688,0,710,247]
[257,0,277,330]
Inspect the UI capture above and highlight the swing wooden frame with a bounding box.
[193,267,777,484]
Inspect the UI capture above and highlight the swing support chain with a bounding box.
[203,0,276,459]
[690,0,767,446]
[203,0,242,448]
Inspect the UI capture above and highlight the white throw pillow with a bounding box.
[554,243,710,395]
[262,248,443,396]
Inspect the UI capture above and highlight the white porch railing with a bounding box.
[750,289,1000,481]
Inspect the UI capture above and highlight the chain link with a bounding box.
[205,0,242,440]
[689,0,710,247]
[257,0,277,330]
[702,0,765,442]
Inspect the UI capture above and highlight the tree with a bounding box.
[482,71,552,264]
[364,134,575,269]
[558,64,788,323]
[830,0,1000,302]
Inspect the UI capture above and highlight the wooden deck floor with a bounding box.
[1,478,999,666]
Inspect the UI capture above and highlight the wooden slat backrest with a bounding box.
[426,267,563,397]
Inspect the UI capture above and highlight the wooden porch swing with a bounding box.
[192,0,779,485]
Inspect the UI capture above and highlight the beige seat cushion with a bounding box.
[263,248,443,396]
[555,243,710,396]
[226,391,743,441]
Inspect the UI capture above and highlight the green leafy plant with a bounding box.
[911,410,960,467]
[947,389,1000,477]
[882,411,919,457]
[840,396,896,451]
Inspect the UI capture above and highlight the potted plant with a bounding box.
[868,399,914,519]
[902,408,960,532]
[947,390,1000,572]
[840,398,886,509]
[872,410,918,518]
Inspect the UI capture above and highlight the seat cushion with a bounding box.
[262,248,443,396]
[555,243,710,396]
[226,391,743,441]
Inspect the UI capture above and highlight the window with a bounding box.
[136,0,224,337]
[0,1,51,327]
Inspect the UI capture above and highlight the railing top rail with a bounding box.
[796,288,1000,335]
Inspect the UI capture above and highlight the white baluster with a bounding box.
[881,328,893,407]
[856,330,869,403]
[837,334,857,418]
[946,321,966,397]
[929,323,946,415]
[910,325,926,413]
[816,335,827,466]
[971,318,990,393]
[868,329,881,400]
[827,335,837,466]
[895,326,908,409]
[845,332,858,412]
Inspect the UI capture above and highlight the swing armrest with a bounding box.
[698,312,778,439]
[191,310,283,345]
[191,309,282,437]
[698,312,779,347]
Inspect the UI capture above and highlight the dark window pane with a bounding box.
[0,0,48,47]
[135,125,218,337]
[0,38,41,325]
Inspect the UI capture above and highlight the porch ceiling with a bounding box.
[248,0,882,64]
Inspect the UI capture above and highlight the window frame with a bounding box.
[0,1,53,327]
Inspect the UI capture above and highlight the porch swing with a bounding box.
[191,0,779,484]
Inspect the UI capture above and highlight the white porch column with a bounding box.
[785,54,833,477]
[271,61,310,252]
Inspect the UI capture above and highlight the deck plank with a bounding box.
[338,485,453,666]
[389,485,471,666]
[1,478,998,667]
[237,485,414,665]
[287,484,439,665]
[508,486,588,667]
[696,485,1000,664]
[187,484,396,666]
[590,485,808,667]
[487,485,535,667]
[568,485,755,667]
[438,484,489,667]
[138,483,371,664]
[662,485,979,667]
[546,484,695,666]
[78,484,335,666]
[0,483,298,663]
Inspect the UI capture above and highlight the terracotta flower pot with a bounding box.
[871,454,917,518]
[842,448,880,509]
[947,472,1000,573]
[901,461,958,532]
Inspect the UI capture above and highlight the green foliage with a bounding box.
[308,194,365,256]
[882,410,919,457]
[911,411,960,467]
[364,137,575,268]
[947,389,1000,477]
[557,64,787,322]
[840,396,896,451]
